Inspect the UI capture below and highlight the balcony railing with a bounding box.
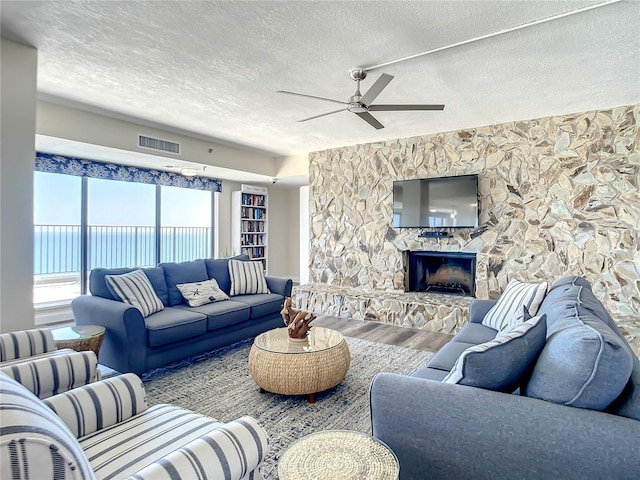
[34,224,212,275]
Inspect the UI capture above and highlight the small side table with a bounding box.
[52,325,106,359]
[278,430,399,480]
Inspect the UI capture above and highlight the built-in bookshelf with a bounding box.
[232,185,268,271]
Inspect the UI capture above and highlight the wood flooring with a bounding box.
[313,314,452,353]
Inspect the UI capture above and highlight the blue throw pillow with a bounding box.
[443,314,547,393]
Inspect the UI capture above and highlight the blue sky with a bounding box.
[34,172,211,227]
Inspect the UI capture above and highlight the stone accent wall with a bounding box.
[308,104,639,355]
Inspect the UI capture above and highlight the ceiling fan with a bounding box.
[278,68,444,130]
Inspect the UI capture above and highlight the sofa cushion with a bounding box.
[106,269,165,317]
[228,259,269,295]
[525,278,634,410]
[176,278,230,307]
[443,314,547,392]
[451,323,498,345]
[79,404,223,479]
[175,300,251,331]
[144,308,207,347]
[161,259,209,306]
[410,367,449,382]
[482,279,547,331]
[426,341,477,372]
[0,372,94,480]
[205,254,250,294]
[232,293,284,319]
[90,266,169,305]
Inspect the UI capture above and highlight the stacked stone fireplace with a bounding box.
[404,251,476,297]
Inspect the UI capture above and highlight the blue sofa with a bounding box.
[370,276,640,479]
[72,255,292,375]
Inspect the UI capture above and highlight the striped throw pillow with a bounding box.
[0,372,94,480]
[481,279,547,331]
[105,269,164,317]
[228,260,269,296]
[443,314,547,392]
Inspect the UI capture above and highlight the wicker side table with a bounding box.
[278,430,399,480]
[248,327,350,403]
[52,325,106,359]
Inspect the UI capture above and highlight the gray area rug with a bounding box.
[142,335,434,480]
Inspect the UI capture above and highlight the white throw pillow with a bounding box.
[481,279,547,331]
[105,269,164,317]
[176,278,230,307]
[228,260,269,296]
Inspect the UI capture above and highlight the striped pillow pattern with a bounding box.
[105,269,164,317]
[481,279,547,331]
[0,372,95,480]
[0,347,77,367]
[129,416,269,480]
[443,314,547,392]
[44,373,147,438]
[228,260,269,296]
[79,404,224,478]
[0,350,100,399]
[0,328,56,362]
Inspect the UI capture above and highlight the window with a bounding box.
[33,164,217,307]
[34,172,82,305]
[160,186,213,263]
[87,178,156,269]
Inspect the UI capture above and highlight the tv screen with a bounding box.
[392,175,478,228]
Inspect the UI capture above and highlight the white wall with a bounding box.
[299,186,309,284]
[0,39,37,332]
[266,187,300,279]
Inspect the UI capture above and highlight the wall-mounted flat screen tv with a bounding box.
[392,174,478,228]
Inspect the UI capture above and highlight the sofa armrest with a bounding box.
[370,372,640,480]
[126,416,269,480]
[265,275,293,297]
[72,295,148,374]
[468,299,496,323]
[44,373,147,438]
[1,350,99,399]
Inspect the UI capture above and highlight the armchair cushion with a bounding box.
[44,373,147,438]
[80,404,223,479]
[128,416,268,480]
[0,372,95,480]
[1,350,100,399]
[0,328,56,362]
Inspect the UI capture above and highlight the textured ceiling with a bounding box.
[2,0,639,160]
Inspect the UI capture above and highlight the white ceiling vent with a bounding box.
[138,134,181,155]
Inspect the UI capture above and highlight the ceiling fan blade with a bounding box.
[298,108,345,122]
[359,73,394,106]
[369,104,445,111]
[355,111,384,130]
[277,90,347,105]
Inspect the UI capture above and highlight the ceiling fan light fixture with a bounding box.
[347,103,368,113]
[181,167,198,177]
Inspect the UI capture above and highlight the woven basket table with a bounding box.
[248,327,350,403]
[278,430,399,480]
[52,325,106,359]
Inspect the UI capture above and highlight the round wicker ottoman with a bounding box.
[248,327,350,403]
[278,430,399,480]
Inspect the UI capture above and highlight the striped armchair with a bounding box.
[0,328,100,398]
[0,372,269,480]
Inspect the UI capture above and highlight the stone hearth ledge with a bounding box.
[293,283,472,334]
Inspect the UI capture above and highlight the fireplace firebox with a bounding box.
[403,251,476,296]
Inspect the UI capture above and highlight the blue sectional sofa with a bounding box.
[370,276,640,479]
[72,255,292,375]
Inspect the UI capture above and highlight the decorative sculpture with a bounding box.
[281,297,316,341]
